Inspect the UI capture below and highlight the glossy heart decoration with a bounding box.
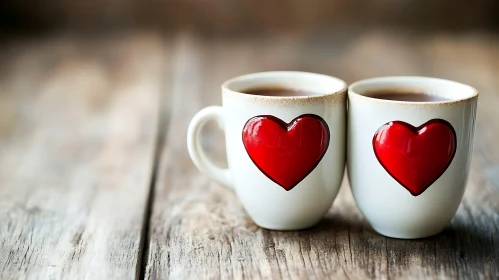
[242,114,330,191]
[373,119,457,196]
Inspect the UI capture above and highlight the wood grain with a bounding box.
[0,33,166,279]
[1,31,498,279]
[145,32,499,279]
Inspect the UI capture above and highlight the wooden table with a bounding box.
[1,31,498,279]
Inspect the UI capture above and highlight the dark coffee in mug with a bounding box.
[366,89,451,102]
[243,87,319,97]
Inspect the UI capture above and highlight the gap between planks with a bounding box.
[136,38,174,279]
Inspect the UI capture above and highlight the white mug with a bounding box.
[188,71,347,230]
[347,76,478,239]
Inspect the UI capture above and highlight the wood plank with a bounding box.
[146,32,499,279]
[0,33,167,279]
[5,1,499,34]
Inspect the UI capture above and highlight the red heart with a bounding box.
[372,119,456,196]
[242,114,330,191]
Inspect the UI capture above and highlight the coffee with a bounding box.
[243,87,318,97]
[366,89,451,102]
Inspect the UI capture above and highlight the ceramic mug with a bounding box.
[187,71,347,230]
[347,76,478,239]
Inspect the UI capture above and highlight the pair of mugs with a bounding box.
[187,72,478,239]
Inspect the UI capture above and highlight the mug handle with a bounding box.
[187,106,233,188]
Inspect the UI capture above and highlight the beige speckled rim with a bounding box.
[222,71,347,100]
[349,76,478,105]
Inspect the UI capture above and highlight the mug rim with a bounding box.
[348,76,478,105]
[222,71,347,100]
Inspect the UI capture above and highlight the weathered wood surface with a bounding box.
[145,32,499,279]
[0,34,166,279]
[1,31,498,280]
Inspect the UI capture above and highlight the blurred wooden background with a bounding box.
[1,0,499,35]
